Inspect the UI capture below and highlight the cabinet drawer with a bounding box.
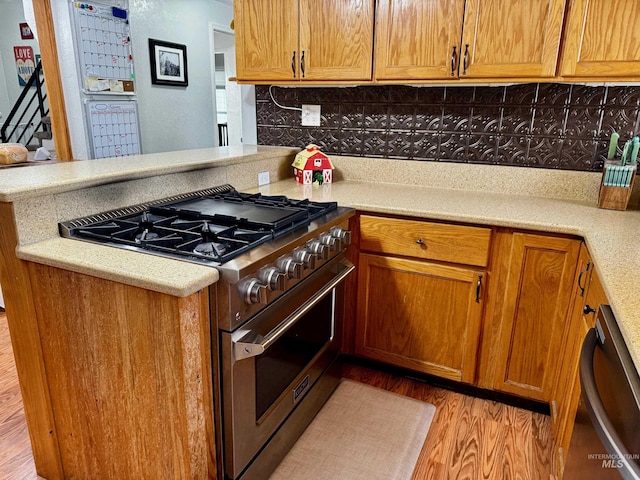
[359,215,491,267]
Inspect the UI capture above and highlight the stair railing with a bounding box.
[1,60,49,146]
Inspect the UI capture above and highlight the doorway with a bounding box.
[210,27,256,146]
[0,0,46,150]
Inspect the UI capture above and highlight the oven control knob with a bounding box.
[242,278,268,305]
[319,232,340,251]
[258,267,286,291]
[276,256,303,280]
[330,227,351,246]
[306,240,329,259]
[293,248,317,270]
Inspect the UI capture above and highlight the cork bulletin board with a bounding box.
[71,1,135,94]
[86,101,141,159]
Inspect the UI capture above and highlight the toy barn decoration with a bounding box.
[292,144,334,185]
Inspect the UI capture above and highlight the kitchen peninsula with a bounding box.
[1,145,639,479]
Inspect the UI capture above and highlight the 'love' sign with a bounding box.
[14,46,35,86]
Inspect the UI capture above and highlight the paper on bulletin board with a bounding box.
[86,100,141,159]
[71,0,135,94]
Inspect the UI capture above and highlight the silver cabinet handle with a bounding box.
[579,328,640,479]
[300,50,305,78]
[475,274,483,303]
[233,260,355,361]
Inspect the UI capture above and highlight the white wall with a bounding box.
[49,0,235,159]
[0,0,40,124]
[0,50,10,122]
[130,0,233,154]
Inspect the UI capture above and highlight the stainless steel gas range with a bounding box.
[59,184,355,480]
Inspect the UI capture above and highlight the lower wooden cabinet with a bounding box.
[353,215,590,410]
[550,244,591,435]
[351,212,612,479]
[25,263,216,479]
[479,232,581,402]
[355,253,485,383]
[552,265,607,478]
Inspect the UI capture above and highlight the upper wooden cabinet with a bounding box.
[374,0,566,81]
[374,0,465,80]
[235,0,374,82]
[560,0,640,78]
[460,0,566,78]
[234,0,299,81]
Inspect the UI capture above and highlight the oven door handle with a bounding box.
[233,260,355,361]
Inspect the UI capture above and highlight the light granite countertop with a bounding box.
[252,179,640,373]
[2,146,297,297]
[0,145,295,202]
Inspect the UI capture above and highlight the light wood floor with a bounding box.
[0,310,553,479]
[343,362,554,480]
[0,311,38,479]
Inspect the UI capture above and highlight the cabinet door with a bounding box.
[355,253,485,383]
[561,0,640,77]
[583,267,607,330]
[460,0,566,78]
[550,243,590,442]
[492,233,580,402]
[554,316,589,478]
[553,267,608,477]
[300,0,374,80]
[374,0,465,80]
[235,0,300,81]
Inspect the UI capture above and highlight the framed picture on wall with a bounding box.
[19,23,34,40]
[148,38,188,87]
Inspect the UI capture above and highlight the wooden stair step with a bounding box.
[33,131,52,140]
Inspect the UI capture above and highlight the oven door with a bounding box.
[220,255,354,479]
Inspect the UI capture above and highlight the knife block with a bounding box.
[597,162,637,210]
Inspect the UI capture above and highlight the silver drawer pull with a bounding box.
[416,238,425,245]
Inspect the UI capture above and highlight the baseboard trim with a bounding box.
[341,354,550,416]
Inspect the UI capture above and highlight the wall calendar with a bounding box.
[86,101,141,159]
[71,1,135,94]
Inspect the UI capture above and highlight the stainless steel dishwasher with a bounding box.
[564,305,640,479]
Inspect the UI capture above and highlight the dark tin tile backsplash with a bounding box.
[256,84,640,172]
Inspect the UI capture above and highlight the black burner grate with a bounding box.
[59,186,338,265]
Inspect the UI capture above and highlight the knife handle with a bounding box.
[621,141,630,166]
[631,137,639,165]
[607,132,619,160]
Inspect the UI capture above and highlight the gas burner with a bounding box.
[59,186,342,266]
[194,241,229,257]
[135,228,159,243]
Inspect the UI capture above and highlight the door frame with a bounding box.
[32,0,72,160]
